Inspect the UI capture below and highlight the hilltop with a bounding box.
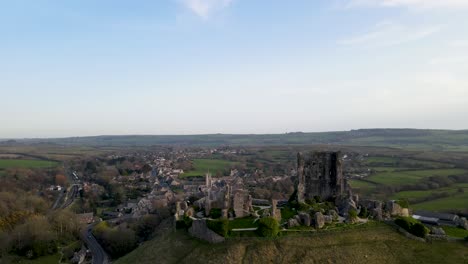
[115,223,467,264]
[5,129,468,150]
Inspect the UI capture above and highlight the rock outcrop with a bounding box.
[288,218,300,228]
[386,201,409,217]
[455,217,468,230]
[299,212,311,226]
[314,212,325,229]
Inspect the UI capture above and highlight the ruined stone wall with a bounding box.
[189,219,225,243]
[296,151,345,202]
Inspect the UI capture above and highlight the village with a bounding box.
[66,148,468,263]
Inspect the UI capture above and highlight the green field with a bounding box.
[370,167,403,172]
[367,169,466,186]
[228,216,258,230]
[411,191,468,211]
[349,179,376,189]
[115,223,468,264]
[0,159,58,169]
[392,183,468,201]
[180,159,239,177]
[442,226,468,238]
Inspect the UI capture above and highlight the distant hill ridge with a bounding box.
[4,129,468,149]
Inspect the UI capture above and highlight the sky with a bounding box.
[1,0,467,138]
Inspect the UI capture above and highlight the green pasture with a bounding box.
[228,216,258,230]
[391,183,468,201]
[180,159,238,177]
[442,226,468,238]
[349,179,376,189]
[367,169,466,186]
[411,191,468,211]
[365,156,453,169]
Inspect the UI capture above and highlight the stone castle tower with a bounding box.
[296,151,346,203]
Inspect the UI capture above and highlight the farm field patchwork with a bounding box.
[364,156,453,169]
[0,159,59,169]
[181,159,239,177]
[366,169,466,186]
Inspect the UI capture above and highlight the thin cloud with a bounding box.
[429,56,468,66]
[180,0,233,19]
[449,40,468,48]
[347,0,468,9]
[339,22,441,47]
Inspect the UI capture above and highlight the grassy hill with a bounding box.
[7,129,468,150]
[115,223,468,264]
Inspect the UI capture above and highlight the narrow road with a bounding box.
[51,188,66,210]
[62,184,79,209]
[82,224,110,264]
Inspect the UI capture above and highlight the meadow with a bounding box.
[352,152,468,212]
[442,226,468,238]
[411,191,468,211]
[180,159,239,177]
[367,169,466,186]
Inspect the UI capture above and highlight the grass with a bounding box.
[370,167,401,172]
[349,179,376,189]
[180,159,239,177]
[411,191,468,211]
[228,216,258,230]
[442,226,468,238]
[391,183,468,201]
[2,254,62,264]
[280,207,296,223]
[364,156,398,164]
[0,159,58,169]
[115,223,468,264]
[367,169,466,186]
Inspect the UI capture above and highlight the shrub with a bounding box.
[359,207,369,218]
[313,195,321,203]
[297,203,311,212]
[410,223,429,238]
[207,219,229,237]
[209,208,222,219]
[348,209,358,219]
[395,217,428,238]
[396,199,410,209]
[175,216,193,230]
[395,217,412,231]
[256,217,279,237]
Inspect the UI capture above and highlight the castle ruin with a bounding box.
[296,151,347,203]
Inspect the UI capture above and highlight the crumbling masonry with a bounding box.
[296,151,347,203]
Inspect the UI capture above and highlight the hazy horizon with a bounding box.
[2,0,468,138]
[1,127,468,140]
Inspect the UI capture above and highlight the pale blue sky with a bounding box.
[1,0,467,138]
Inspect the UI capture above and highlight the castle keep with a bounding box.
[296,151,346,202]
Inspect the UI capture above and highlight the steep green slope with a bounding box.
[115,224,468,264]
